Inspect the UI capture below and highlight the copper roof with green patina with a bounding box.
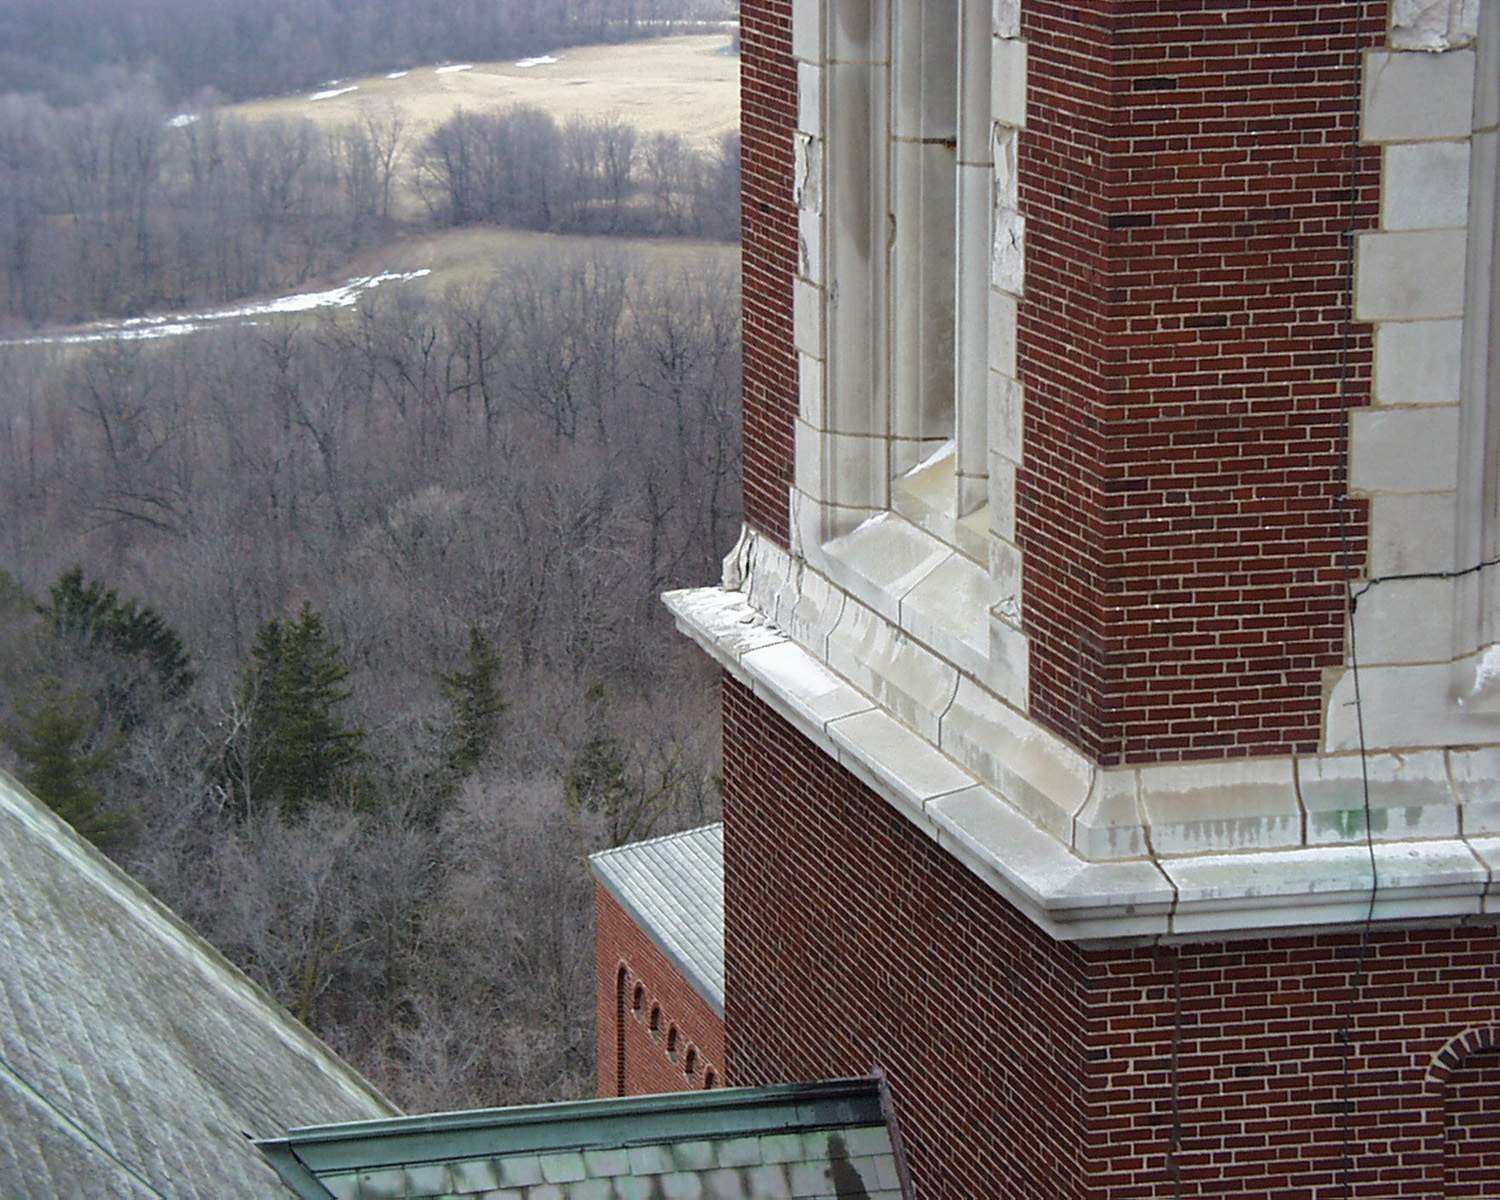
[257,1077,908,1199]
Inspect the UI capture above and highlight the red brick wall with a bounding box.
[723,678,1500,1197]
[1013,0,1117,770]
[594,885,726,1099]
[1017,1,1383,764]
[723,677,1096,1198]
[1089,936,1500,1197]
[1446,1050,1500,1195]
[739,0,797,547]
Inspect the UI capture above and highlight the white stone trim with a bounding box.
[1452,0,1500,704]
[1390,0,1480,52]
[732,531,1500,868]
[1331,12,1500,742]
[666,563,1500,944]
[793,0,1033,701]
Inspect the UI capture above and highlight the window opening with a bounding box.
[886,0,994,549]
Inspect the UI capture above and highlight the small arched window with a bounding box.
[666,1025,679,1057]
[649,1005,661,1035]
[703,1069,717,1090]
[684,1047,698,1077]
[631,984,645,1014]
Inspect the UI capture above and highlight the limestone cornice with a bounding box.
[669,530,1500,945]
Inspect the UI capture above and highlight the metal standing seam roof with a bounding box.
[257,1077,909,1199]
[589,823,725,1015]
[0,769,397,1199]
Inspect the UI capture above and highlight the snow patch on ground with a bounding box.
[166,113,198,129]
[514,55,560,68]
[309,85,359,101]
[386,70,409,79]
[435,64,474,74]
[231,270,431,316]
[1,270,432,348]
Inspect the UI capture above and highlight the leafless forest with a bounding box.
[0,0,729,104]
[0,90,739,324]
[0,4,739,1111]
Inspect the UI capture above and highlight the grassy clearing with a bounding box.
[229,34,739,151]
[345,225,738,293]
[0,227,736,352]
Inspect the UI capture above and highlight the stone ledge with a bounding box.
[741,526,1500,866]
[665,581,1500,944]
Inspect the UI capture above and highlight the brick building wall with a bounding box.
[1008,1,1117,769]
[739,0,796,548]
[1446,1049,1500,1196]
[723,676,1096,1199]
[723,678,1500,1197]
[1017,0,1383,764]
[594,885,726,1099]
[741,0,1385,764]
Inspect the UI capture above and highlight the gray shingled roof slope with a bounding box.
[589,823,724,1013]
[259,1078,907,1199]
[0,769,397,1199]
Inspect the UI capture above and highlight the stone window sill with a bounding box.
[890,444,991,567]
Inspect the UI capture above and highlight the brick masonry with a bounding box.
[722,678,1500,1197]
[737,1,1388,764]
[1017,1,1383,764]
[740,0,797,548]
[1445,1049,1500,1195]
[594,884,726,1099]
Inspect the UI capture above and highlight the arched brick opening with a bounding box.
[614,965,629,1097]
[1427,1027,1500,1195]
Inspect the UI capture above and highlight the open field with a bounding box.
[1,227,736,349]
[228,34,739,151]
[2,32,739,348]
[347,225,738,291]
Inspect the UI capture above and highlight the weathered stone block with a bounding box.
[990,36,1027,128]
[1390,0,1480,51]
[1355,230,1467,320]
[791,0,822,63]
[1374,318,1463,405]
[1363,49,1476,142]
[1350,406,1460,493]
[1369,492,1458,575]
[1382,140,1470,230]
[793,278,824,358]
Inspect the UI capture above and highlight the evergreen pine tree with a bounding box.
[3,677,130,848]
[237,602,364,819]
[40,568,195,728]
[436,627,505,787]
